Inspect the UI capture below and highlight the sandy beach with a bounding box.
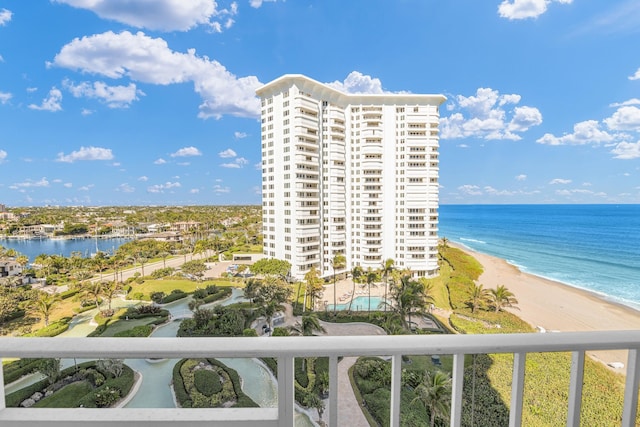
[454,243,640,370]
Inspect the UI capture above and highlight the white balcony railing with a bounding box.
[1,331,640,427]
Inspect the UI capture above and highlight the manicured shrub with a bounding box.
[194,369,222,396]
[114,324,153,337]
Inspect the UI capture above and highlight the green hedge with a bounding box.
[160,292,188,304]
[3,359,41,385]
[25,319,71,337]
[114,325,153,337]
[172,359,192,408]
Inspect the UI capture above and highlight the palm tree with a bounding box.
[82,280,105,309]
[385,274,434,332]
[348,265,363,312]
[303,267,322,312]
[27,293,59,327]
[289,314,326,336]
[468,283,491,313]
[381,258,395,312]
[364,268,379,315]
[411,370,452,427]
[159,251,171,268]
[330,253,346,315]
[489,284,519,312]
[101,280,122,314]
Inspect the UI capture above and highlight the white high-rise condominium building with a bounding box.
[256,74,446,281]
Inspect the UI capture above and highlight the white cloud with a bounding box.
[515,174,527,181]
[53,0,238,32]
[249,0,278,8]
[154,158,167,164]
[219,148,237,158]
[63,79,144,108]
[603,106,640,131]
[537,120,616,145]
[28,88,63,112]
[441,88,542,140]
[610,98,640,107]
[0,91,12,104]
[56,146,114,163]
[117,183,135,193]
[78,184,95,191]
[549,178,572,185]
[221,157,248,168]
[64,183,73,188]
[171,146,202,157]
[234,131,247,139]
[212,184,230,193]
[147,181,181,193]
[138,175,149,181]
[509,106,543,132]
[498,0,572,20]
[81,108,95,115]
[630,69,640,81]
[555,188,606,197]
[0,8,12,25]
[10,177,50,189]
[0,149,6,162]
[458,185,483,196]
[51,30,261,119]
[611,141,640,159]
[327,71,388,94]
[190,188,200,194]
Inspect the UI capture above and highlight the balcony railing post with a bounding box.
[328,356,338,427]
[567,350,585,427]
[509,352,526,427]
[389,354,402,427]
[622,349,640,427]
[0,358,5,410]
[450,353,465,427]
[277,356,295,427]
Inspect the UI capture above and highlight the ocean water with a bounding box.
[438,205,640,311]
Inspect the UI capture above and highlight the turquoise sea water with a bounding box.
[439,204,640,310]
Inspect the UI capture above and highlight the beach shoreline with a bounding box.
[451,242,640,370]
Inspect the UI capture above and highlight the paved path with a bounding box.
[337,357,369,427]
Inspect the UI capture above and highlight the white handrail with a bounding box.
[1,331,639,427]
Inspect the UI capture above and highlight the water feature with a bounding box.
[5,288,316,426]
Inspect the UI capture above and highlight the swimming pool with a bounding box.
[327,295,387,311]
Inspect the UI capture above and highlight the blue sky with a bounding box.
[0,0,639,206]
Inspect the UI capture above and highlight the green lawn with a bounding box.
[96,316,164,337]
[129,278,238,297]
[34,381,93,408]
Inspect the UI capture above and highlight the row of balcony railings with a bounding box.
[2,333,640,427]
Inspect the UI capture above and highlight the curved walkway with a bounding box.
[337,357,369,427]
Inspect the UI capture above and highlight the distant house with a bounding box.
[0,259,23,277]
[170,221,201,233]
[141,231,183,242]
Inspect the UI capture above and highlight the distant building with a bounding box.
[0,259,23,278]
[256,74,445,280]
